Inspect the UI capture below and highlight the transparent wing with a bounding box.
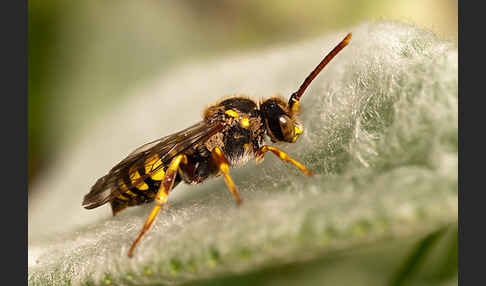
[82,120,224,209]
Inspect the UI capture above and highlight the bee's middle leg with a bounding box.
[211,147,242,205]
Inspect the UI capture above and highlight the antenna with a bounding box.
[289,33,352,114]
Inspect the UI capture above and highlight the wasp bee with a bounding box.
[83,33,351,257]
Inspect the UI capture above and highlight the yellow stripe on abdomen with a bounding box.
[145,154,165,181]
[129,167,149,190]
[118,179,137,198]
[116,194,130,201]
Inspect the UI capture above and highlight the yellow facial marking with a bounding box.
[240,118,250,128]
[292,125,303,142]
[243,143,250,149]
[129,170,149,190]
[225,109,239,118]
[295,126,303,135]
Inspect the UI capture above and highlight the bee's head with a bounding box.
[260,97,303,143]
[260,33,352,144]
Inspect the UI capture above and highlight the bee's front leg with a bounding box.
[255,145,314,176]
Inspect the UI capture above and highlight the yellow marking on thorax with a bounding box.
[240,117,250,128]
[225,109,239,118]
[145,155,165,181]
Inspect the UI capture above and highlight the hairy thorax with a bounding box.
[203,95,265,166]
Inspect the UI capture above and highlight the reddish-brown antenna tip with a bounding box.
[343,33,352,45]
[289,32,352,113]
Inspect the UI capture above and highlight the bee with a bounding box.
[82,33,351,257]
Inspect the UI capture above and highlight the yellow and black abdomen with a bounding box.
[110,154,181,215]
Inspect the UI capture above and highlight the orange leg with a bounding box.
[256,145,314,176]
[211,147,242,205]
[127,154,187,258]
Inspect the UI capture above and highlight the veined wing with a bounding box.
[82,120,224,209]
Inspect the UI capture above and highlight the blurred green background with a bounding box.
[28,0,457,191]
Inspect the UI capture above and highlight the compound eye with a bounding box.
[278,115,295,142]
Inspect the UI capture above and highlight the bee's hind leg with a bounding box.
[127,154,187,258]
[211,147,242,205]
